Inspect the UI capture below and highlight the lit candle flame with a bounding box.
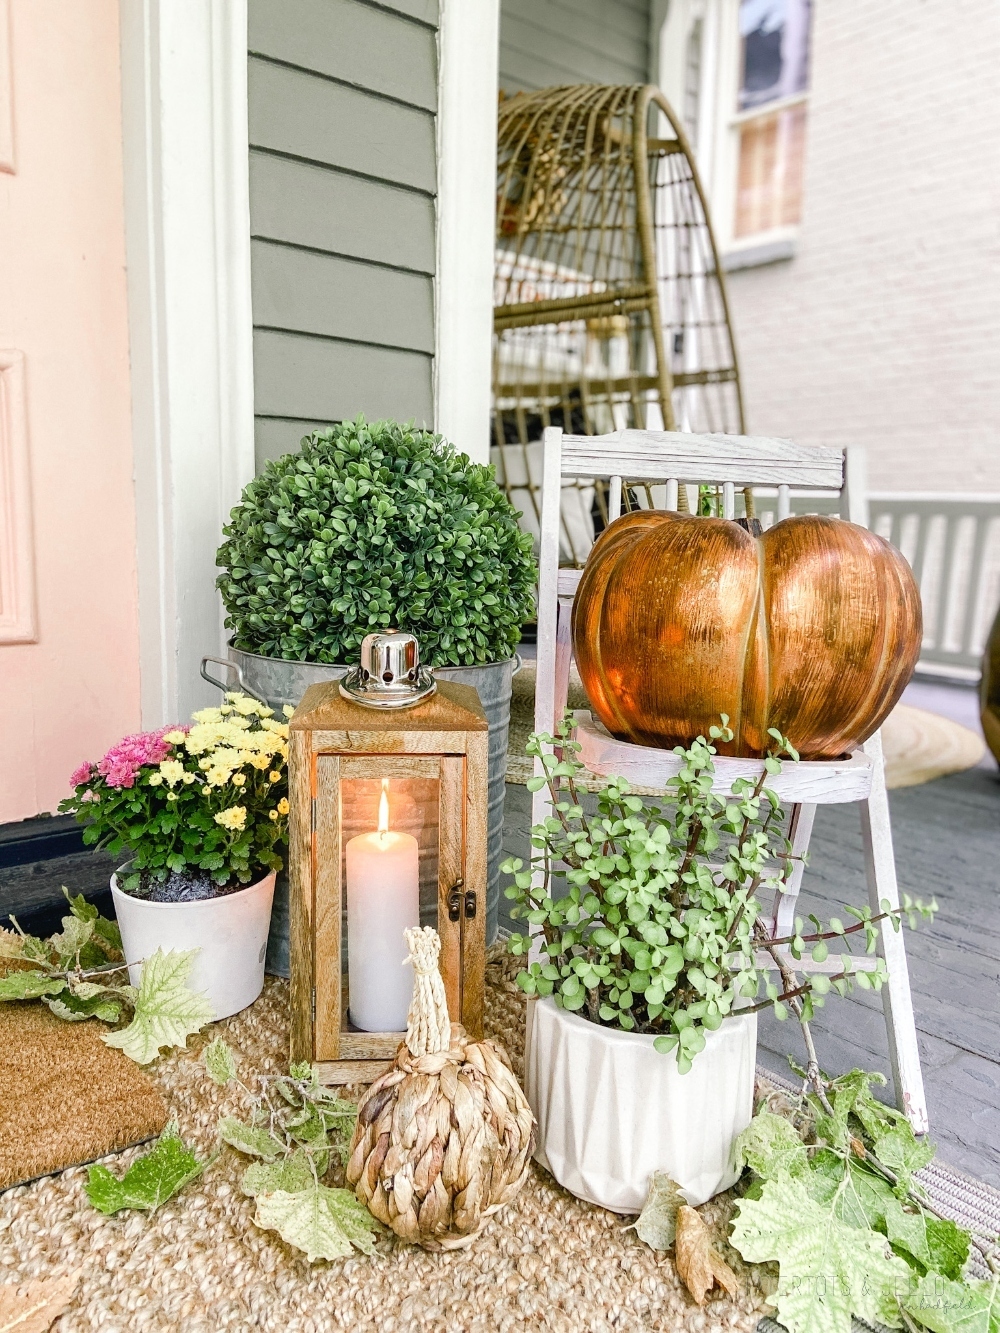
[377,778,389,840]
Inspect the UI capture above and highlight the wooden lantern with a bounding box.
[288,675,488,1086]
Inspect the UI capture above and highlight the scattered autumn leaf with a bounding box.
[632,1172,686,1250]
[0,1271,80,1333]
[674,1204,739,1306]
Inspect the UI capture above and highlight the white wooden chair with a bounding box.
[532,426,928,1133]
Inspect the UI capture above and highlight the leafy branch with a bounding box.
[205,1039,377,1261]
[0,889,213,1062]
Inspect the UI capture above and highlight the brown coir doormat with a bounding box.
[0,1000,168,1191]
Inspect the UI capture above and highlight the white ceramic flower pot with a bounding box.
[110,871,276,1021]
[525,998,756,1212]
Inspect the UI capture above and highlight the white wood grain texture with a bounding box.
[722,481,735,519]
[752,949,880,975]
[534,426,563,741]
[860,729,928,1134]
[842,446,870,528]
[0,352,36,642]
[767,802,817,937]
[530,427,563,947]
[557,567,583,598]
[574,714,873,804]
[560,430,844,488]
[777,484,790,521]
[609,475,623,521]
[665,478,678,509]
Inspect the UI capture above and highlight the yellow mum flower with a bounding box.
[269,809,279,822]
[191,707,223,725]
[269,771,281,784]
[166,792,178,802]
[214,806,247,832]
[231,773,247,787]
[159,759,186,788]
[162,729,187,744]
[277,797,289,816]
[182,773,195,785]
[282,705,295,719]
[148,773,163,786]
[250,753,271,770]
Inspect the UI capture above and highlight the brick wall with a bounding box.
[724,0,1000,492]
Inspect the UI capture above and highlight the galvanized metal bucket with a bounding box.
[201,646,520,974]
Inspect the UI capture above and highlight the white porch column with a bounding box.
[434,0,500,465]
[119,0,255,726]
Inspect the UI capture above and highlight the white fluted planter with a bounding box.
[111,871,276,1021]
[525,998,756,1212]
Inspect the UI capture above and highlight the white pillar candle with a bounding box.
[345,780,420,1032]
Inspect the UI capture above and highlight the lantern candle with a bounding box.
[345,779,420,1032]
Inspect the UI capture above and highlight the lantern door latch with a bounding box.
[447,879,476,922]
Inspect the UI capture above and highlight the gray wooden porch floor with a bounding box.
[500,759,1000,1189]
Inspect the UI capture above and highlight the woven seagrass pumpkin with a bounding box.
[345,927,535,1250]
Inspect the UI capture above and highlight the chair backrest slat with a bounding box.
[560,430,845,490]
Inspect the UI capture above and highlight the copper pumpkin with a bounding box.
[572,512,922,759]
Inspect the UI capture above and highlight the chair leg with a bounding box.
[860,730,929,1134]
[768,802,817,939]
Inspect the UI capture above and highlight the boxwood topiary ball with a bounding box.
[216,417,537,667]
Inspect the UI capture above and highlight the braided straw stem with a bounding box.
[403,926,450,1057]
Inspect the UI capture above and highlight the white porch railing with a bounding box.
[755,493,1000,682]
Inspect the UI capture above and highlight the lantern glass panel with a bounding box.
[339,771,441,1034]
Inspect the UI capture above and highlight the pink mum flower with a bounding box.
[69,761,94,788]
[97,726,180,790]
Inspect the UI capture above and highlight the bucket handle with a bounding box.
[200,655,268,706]
[512,652,524,677]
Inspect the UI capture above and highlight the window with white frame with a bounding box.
[658,0,813,259]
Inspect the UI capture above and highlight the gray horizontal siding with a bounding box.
[251,240,434,353]
[248,58,435,192]
[248,0,438,472]
[249,153,435,274]
[375,0,438,22]
[253,330,433,440]
[499,0,650,94]
[249,0,437,111]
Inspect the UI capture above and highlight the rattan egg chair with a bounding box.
[492,83,746,564]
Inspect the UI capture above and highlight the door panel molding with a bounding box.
[0,351,36,643]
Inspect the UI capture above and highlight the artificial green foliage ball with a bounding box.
[216,417,537,666]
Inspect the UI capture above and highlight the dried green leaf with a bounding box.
[203,1037,237,1086]
[0,972,66,1001]
[253,1185,377,1261]
[632,1171,685,1250]
[735,1110,809,1181]
[218,1116,284,1162]
[103,949,214,1064]
[241,1151,313,1198]
[730,1176,913,1333]
[903,1273,1000,1333]
[85,1123,205,1215]
[883,1199,970,1281]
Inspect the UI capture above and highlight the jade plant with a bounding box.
[504,717,935,1073]
[216,417,537,667]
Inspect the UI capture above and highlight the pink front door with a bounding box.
[0,0,141,822]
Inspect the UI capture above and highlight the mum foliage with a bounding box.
[215,417,537,667]
[60,693,290,894]
[505,718,935,1072]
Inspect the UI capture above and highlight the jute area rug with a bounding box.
[0,952,778,1333]
[505,666,986,790]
